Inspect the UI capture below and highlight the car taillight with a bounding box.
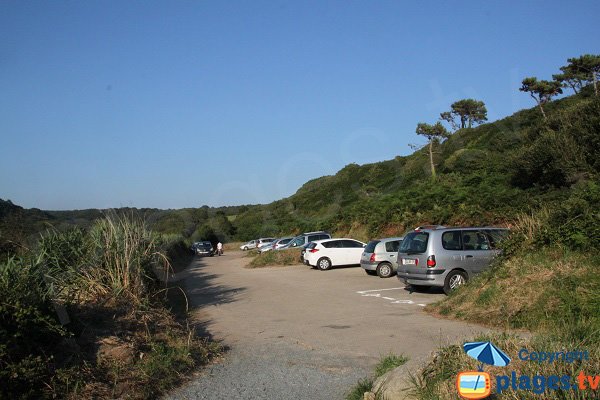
[309,249,319,253]
[369,254,376,262]
[426,255,436,268]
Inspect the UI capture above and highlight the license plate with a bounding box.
[402,259,416,265]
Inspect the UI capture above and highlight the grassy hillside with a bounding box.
[233,89,599,241]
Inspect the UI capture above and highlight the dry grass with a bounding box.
[247,249,303,268]
[223,241,243,251]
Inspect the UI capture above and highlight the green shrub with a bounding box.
[0,257,67,399]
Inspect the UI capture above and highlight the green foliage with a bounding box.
[345,378,374,400]
[374,354,409,378]
[0,257,67,399]
[520,77,563,118]
[0,215,218,399]
[442,98,488,129]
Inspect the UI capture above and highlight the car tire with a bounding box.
[376,262,394,278]
[242,246,248,251]
[317,257,332,271]
[443,270,468,295]
[365,270,377,276]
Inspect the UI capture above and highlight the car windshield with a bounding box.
[399,232,429,254]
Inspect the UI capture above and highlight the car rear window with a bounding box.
[279,238,292,245]
[484,229,509,249]
[399,232,429,254]
[385,240,401,253]
[364,240,380,253]
[341,240,363,248]
[306,242,317,250]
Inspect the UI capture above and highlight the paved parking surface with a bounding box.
[166,251,489,400]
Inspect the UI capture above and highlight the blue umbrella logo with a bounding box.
[463,341,511,371]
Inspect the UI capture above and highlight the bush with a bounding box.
[0,257,67,399]
[247,249,303,268]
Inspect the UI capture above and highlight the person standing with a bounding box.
[217,241,223,256]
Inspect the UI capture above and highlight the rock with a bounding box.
[363,392,376,400]
[372,365,416,400]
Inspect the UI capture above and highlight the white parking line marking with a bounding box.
[356,287,405,294]
[356,287,432,307]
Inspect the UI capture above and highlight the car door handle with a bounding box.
[465,255,474,258]
[390,254,396,257]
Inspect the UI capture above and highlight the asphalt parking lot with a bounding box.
[166,251,489,400]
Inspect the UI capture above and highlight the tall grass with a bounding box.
[1,214,215,399]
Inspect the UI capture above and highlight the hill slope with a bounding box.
[233,90,600,241]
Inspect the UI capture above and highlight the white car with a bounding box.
[303,238,366,271]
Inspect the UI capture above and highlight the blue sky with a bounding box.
[1,1,598,210]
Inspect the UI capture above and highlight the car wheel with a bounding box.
[242,246,248,251]
[317,257,332,271]
[443,270,467,295]
[365,270,377,276]
[376,262,393,278]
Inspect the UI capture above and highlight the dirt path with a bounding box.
[166,251,489,399]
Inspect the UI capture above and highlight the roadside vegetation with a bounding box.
[346,354,409,400]
[0,214,219,399]
[247,248,303,268]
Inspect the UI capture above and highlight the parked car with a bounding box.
[279,231,332,261]
[271,237,294,251]
[304,238,366,271]
[240,240,257,251]
[241,238,275,251]
[396,226,509,294]
[360,237,404,278]
[257,237,294,253]
[280,232,331,250]
[193,241,214,256]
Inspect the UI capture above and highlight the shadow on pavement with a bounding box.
[166,255,246,342]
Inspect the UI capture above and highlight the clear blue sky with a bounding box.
[1,1,598,210]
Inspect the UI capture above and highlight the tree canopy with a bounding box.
[416,121,450,179]
[519,77,563,119]
[441,99,488,130]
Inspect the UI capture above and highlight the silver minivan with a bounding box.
[360,237,403,278]
[396,227,508,294]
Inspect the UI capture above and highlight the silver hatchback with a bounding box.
[360,237,403,278]
[397,227,508,294]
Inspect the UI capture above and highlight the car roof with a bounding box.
[375,236,404,241]
[412,226,508,232]
[313,238,362,243]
